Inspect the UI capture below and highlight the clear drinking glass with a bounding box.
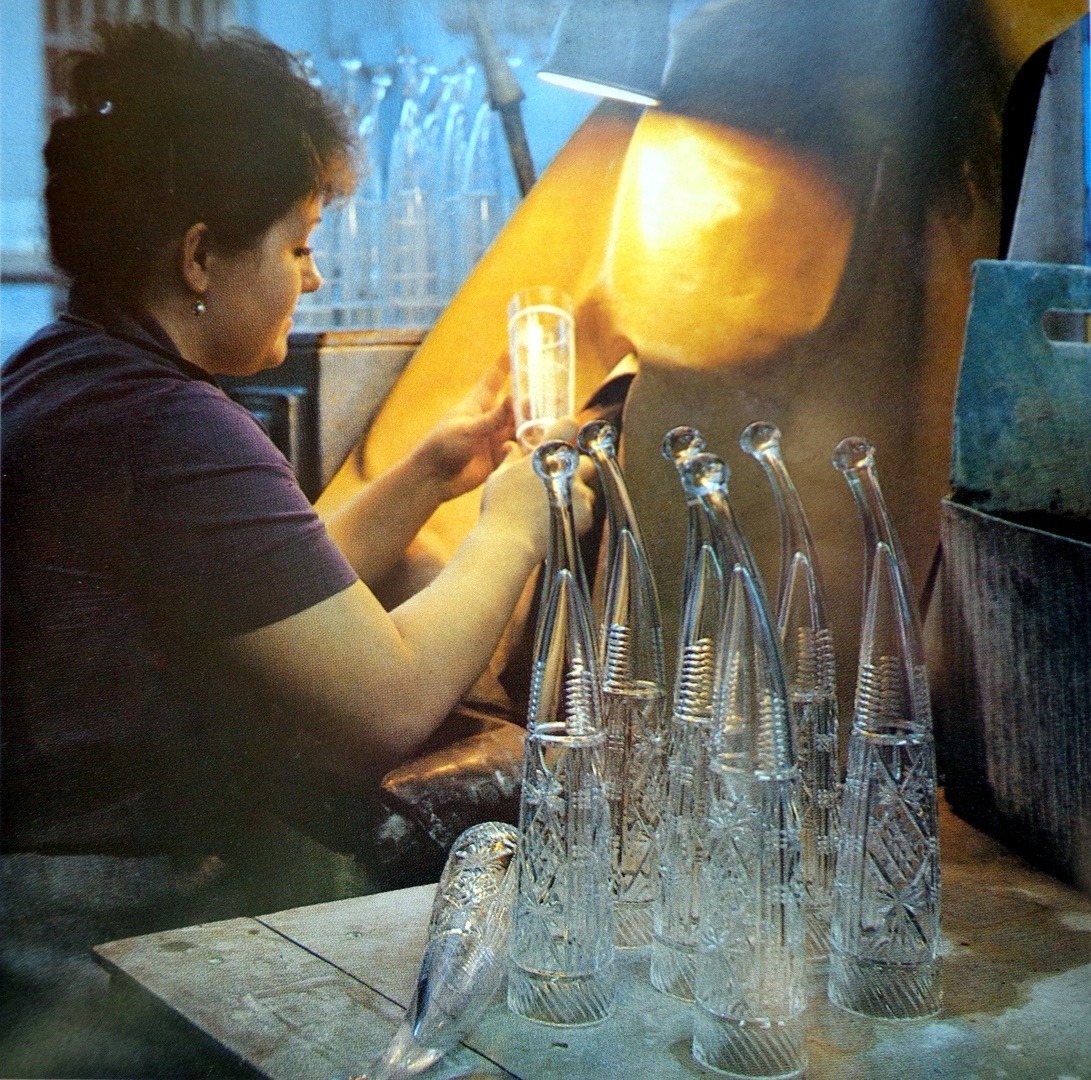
[368,822,519,1079]
[382,52,441,328]
[577,420,667,948]
[828,437,941,1020]
[507,287,576,449]
[652,435,726,1000]
[341,67,392,329]
[741,422,840,961]
[436,61,477,303]
[460,94,520,276]
[507,441,616,1026]
[688,453,807,1080]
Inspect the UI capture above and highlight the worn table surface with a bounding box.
[95,800,1091,1080]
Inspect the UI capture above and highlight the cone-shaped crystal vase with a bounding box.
[741,422,840,961]
[507,440,616,1026]
[367,822,518,1079]
[689,455,807,1079]
[828,437,941,1020]
[577,420,667,948]
[651,444,727,1001]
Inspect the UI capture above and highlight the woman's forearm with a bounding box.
[383,511,542,737]
[319,447,445,586]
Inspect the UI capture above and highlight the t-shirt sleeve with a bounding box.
[124,378,358,637]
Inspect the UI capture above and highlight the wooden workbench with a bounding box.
[95,800,1091,1079]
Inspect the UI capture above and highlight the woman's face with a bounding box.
[200,198,323,377]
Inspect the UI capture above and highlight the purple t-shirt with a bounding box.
[1,293,359,853]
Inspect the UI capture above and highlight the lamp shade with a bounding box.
[538,0,672,107]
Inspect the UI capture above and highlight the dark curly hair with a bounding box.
[44,22,358,299]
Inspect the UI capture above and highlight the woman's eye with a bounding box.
[294,247,313,259]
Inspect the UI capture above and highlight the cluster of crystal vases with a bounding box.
[377,424,941,1079]
[296,49,521,330]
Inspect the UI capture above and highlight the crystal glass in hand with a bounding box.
[828,437,941,1020]
[741,422,839,961]
[366,822,519,1079]
[578,420,667,949]
[507,441,616,1026]
[507,287,576,449]
[652,431,725,1000]
[686,453,807,1080]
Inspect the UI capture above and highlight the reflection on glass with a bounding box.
[652,429,724,1000]
[367,822,518,1079]
[507,287,576,449]
[687,454,807,1080]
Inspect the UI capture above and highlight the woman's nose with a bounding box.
[302,258,323,294]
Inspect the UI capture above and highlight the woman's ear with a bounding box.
[179,222,213,295]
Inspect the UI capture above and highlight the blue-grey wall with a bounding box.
[1,0,52,361]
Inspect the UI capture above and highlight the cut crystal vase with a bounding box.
[742,421,840,960]
[828,437,941,1020]
[687,453,807,1080]
[651,428,724,1001]
[578,420,667,948]
[507,440,616,1026]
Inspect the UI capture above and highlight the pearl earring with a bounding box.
[193,298,207,317]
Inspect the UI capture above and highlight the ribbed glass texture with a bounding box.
[685,453,806,1079]
[508,441,616,1026]
[578,420,667,948]
[651,428,723,1000]
[741,422,839,959]
[828,437,941,1020]
[693,564,806,1080]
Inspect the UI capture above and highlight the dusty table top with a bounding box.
[95,800,1091,1080]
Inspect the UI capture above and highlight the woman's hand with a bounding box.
[478,419,595,561]
[413,360,516,503]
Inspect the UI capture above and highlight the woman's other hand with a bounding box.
[414,359,515,503]
[478,419,595,562]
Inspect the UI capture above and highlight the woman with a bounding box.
[0,23,589,1075]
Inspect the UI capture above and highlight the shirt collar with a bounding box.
[63,284,216,384]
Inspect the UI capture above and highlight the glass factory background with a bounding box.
[0,0,615,360]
